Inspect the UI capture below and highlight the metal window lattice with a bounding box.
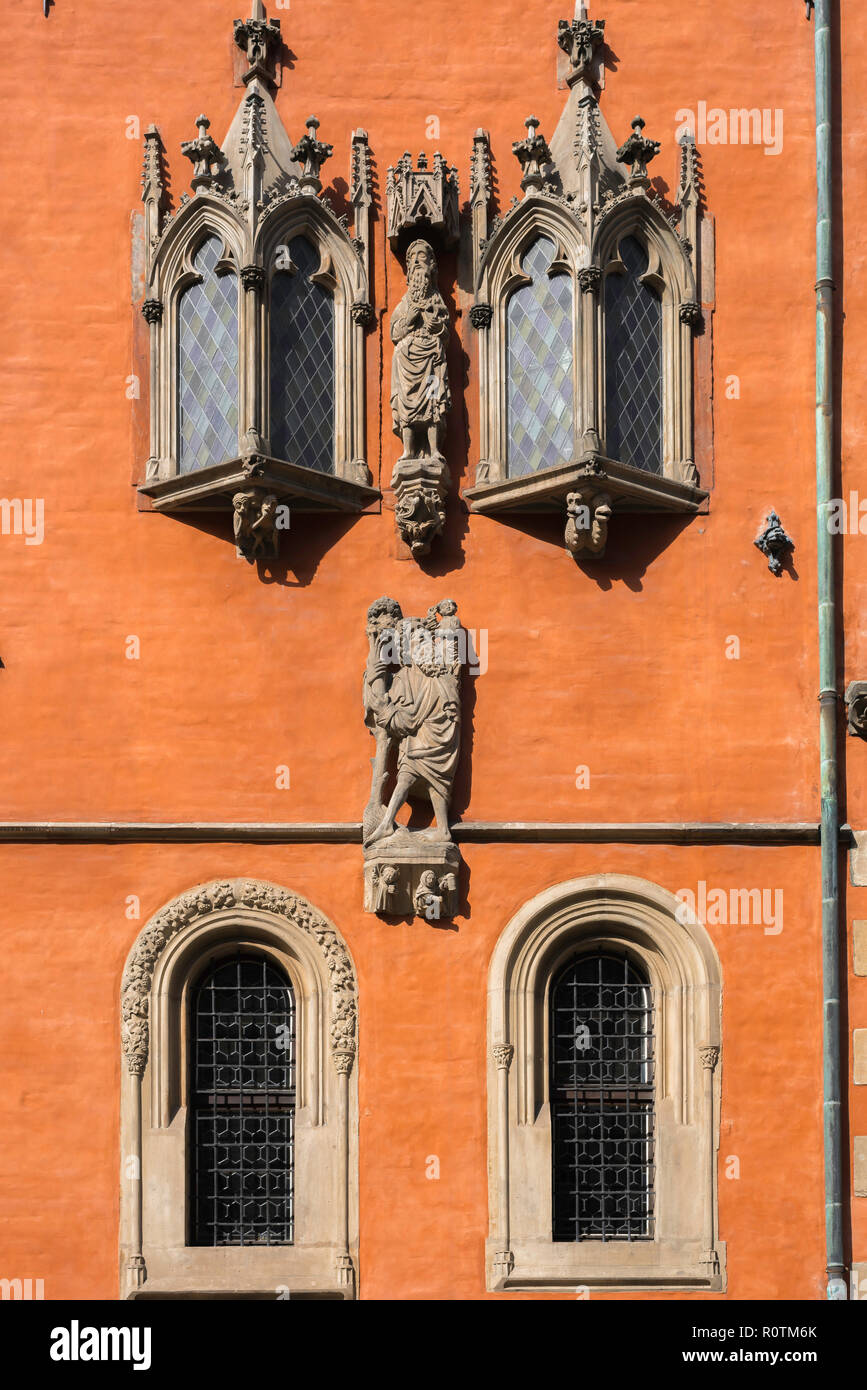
[177,236,239,474]
[604,235,663,474]
[551,953,654,1242]
[269,235,335,474]
[192,956,295,1247]
[506,235,575,477]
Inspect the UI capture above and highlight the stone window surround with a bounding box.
[142,193,370,491]
[119,880,358,1300]
[469,193,702,503]
[486,873,724,1293]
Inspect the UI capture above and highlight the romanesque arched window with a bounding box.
[120,880,358,1299]
[550,953,654,1242]
[506,235,574,478]
[191,954,295,1247]
[268,234,335,474]
[486,874,722,1293]
[177,235,240,474]
[603,234,662,476]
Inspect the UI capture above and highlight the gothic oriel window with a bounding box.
[506,235,575,477]
[137,93,376,525]
[269,235,335,475]
[550,953,654,1242]
[603,235,662,476]
[178,236,240,474]
[465,65,708,557]
[191,955,295,1247]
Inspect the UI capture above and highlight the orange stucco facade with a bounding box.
[0,0,864,1301]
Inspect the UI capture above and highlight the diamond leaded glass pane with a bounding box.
[269,236,335,474]
[177,236,239,474]
[551,954,655,1242]
[604,235,663,474]
[506,235,575,477]
[191,956,295,1247]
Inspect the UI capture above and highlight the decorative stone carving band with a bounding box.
[121,879,358,1075]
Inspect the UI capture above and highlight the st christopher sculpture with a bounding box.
[362,595,462,918]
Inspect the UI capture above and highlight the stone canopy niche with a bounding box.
[362,597,463,920]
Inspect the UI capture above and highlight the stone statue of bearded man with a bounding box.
[390,239,451,461]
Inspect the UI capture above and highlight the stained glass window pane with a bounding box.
[191,955,295,1247]
[269,236,335,474]
[177,235,239,474]
[551,953,655,1242]
[605,235,662,474]
[506,235,574,477]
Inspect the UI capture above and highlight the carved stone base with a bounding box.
[335,1253,355,1291]
[364,833,460,920]
[492,1249,515,1285]
[391,455,450,558]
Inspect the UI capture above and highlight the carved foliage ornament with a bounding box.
[121,880,357,1075]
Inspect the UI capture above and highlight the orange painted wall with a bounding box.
[0,0,861,1299]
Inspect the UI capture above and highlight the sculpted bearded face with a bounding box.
[407,245,435,301]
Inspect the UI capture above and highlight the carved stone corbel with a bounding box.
[845,682,867,738]
[232,487,282,561]
[754,510,794,575]
[392,458,449,557]
[564,488,612,559]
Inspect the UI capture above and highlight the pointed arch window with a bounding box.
[604,235,662,475]
[506,235,574,477]
[177,235,240,474]
[269,235,335,474]
[191,954,295,1247]
[550,952,654,1242]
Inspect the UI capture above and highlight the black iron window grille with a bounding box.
[550,952,655,1241]
[191,955,295,1246]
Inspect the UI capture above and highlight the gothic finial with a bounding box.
[141,125,166,246]
[290,116,333,196]
[234,3,281,86]
[557,13,605,86]
[351,129,373,208]
[471,128,492,206]
[180,115,225,192]
[615,116,661,184]
[512,115,552,194]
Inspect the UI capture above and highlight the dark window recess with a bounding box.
[550,952,654,1241]
[191,955,295,1246]
[269,235,335,474]
[604,235,663,475]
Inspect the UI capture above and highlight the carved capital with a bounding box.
[470,302,493,329]
[141,298,163,324]
[699,1044,719,1072]
[754,510,794,575]
[493,1043,514,1071]
[680,300,702,328]
[241,263,265,292]
[578,266,602,295]
[332,1048,355,1076]
[350,299,375,329]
